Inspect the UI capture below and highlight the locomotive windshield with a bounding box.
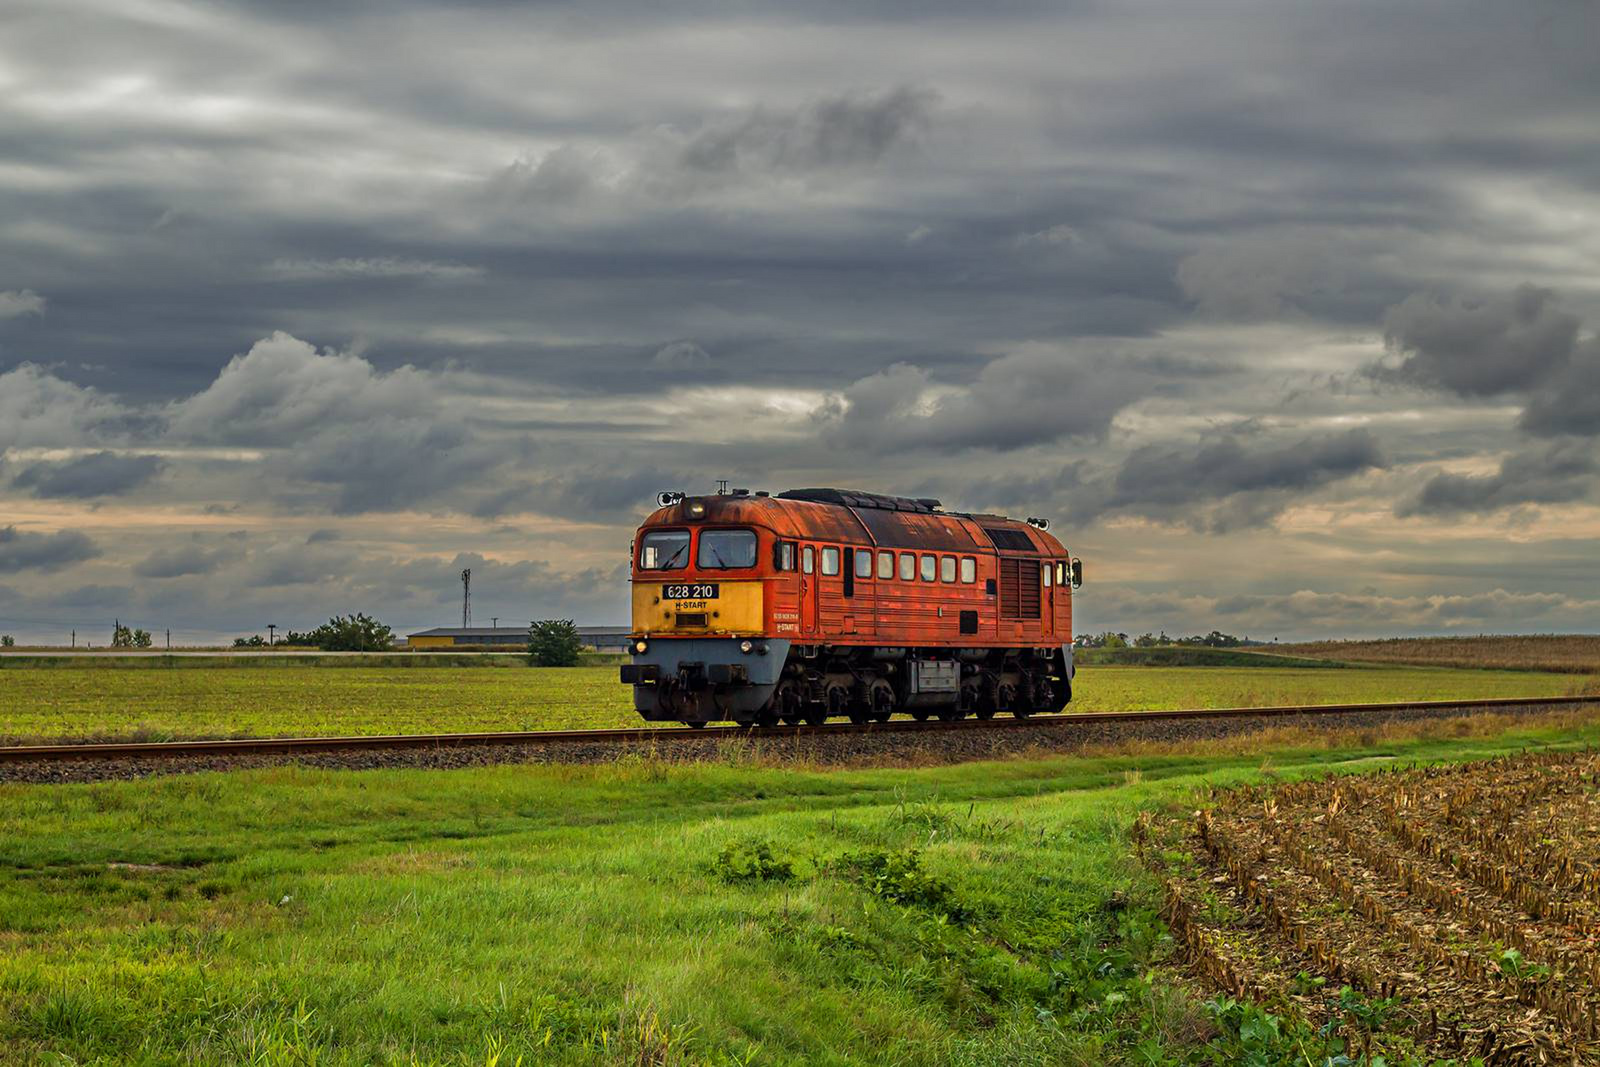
[639,530,691,570]
[697,528,758,569]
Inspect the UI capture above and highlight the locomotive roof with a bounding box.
[642,489,1066,555]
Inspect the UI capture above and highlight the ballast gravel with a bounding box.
[2,699,1591,785]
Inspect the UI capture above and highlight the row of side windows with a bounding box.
[784,545,978,583]
[780,544,1067,587]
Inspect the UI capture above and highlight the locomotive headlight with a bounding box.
[739,639,754,654]
[686,500,707,519]
[634,639,649,654]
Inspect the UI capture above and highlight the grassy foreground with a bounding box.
[0,664,1592,744]
[4,713,1598,1065]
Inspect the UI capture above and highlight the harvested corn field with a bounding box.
[1138,750,1600,1065]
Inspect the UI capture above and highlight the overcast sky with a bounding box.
[2,0,1599,644]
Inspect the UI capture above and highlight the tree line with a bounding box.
[1073,629,1265,650]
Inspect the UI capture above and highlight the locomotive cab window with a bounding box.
[697,528,758,569]
[639,530,691,570]
[877,550,894,579]
[960,557,976,583]
[855,550,873,579]
[802,546,815,574]
[821,546,840,576]
[775,541,796,571]
[940,555,956,583]
[1043,564,1052,587]
[919,554,936,581]
[899,553,915,581]
[1056,562,1067,586]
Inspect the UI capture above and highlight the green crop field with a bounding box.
[0,663,1591,744]
[3,713,1598,1065]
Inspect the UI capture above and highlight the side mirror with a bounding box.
[1070,558,1083,588]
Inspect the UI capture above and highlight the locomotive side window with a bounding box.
[877,551,894,579]
[821,546,840,576]
[1057,562,1067,586]
[960,557,976,583]
[802,546,815,574]
[697,528,758,569]
[940,555,956,583]
[919,554,936,581]
[899,553,915,580]
[775,542,795,571]
[855,549,873,579]
[639,530,691,570]
[1043,563,1053,587]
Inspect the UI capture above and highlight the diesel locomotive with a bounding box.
[619,487,1082,726]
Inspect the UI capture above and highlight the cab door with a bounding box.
[1040,559,1055,638]
[800,544,818,635]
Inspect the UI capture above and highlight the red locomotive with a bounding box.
[619,487,1082,726]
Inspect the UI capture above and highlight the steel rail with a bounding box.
[3,694,1598,763]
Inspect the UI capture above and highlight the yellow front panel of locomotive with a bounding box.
[632,580,765,634]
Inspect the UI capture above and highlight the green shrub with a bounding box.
[528,618,583,667]
[712,837,795,883]
[838,848,970,920]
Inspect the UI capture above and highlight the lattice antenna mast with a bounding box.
[461,568,472,628]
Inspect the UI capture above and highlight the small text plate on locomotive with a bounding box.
[663,583,720,600]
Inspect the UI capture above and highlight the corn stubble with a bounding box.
[1138,749,1600,1065]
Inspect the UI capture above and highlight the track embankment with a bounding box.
[3,695,1597,783]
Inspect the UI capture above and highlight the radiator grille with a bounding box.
[674,612,708,628]
[998,558,1041,619]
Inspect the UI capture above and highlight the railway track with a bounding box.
[4,693,1597,764]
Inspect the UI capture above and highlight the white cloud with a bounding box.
[266,257,484,281]
[0,289,45,318]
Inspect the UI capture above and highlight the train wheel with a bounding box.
[757,711,780,728]
[869,679,896,723]
[937,706,964,722]
[911,708,930,722]
[803,709,828,726]
[687,721,708,729]
[734,718,754,728]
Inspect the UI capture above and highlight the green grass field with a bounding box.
[0,664,1591,744]
[4,714,1597,1065]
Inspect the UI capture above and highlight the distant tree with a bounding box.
[282,630,315,647]
[233,634,267,648]
[1102,632,1128,650]
[132,628,153,648]
[1134,632,1157,648]
[111,621,135,648]
[528,619,583,667]
[305,614,394,652]
[0,635,13,647]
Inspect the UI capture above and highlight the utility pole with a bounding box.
[165,628,171,650]
[267,624,277,647]
[491,616,499,629]
[71,629,76,649]
[461,569,472,628]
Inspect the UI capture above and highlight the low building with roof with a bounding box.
[406,626,631,652]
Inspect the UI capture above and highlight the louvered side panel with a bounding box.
[1018,560,1041,618]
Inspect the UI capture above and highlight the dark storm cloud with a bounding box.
[1399,441,1598,517]
[1377,286,1579,397]
[1094,429,1388,531]
[0,527,100,573]
[12,451,163,499]
[1520,340,1600,438]
[134,544,239,579]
